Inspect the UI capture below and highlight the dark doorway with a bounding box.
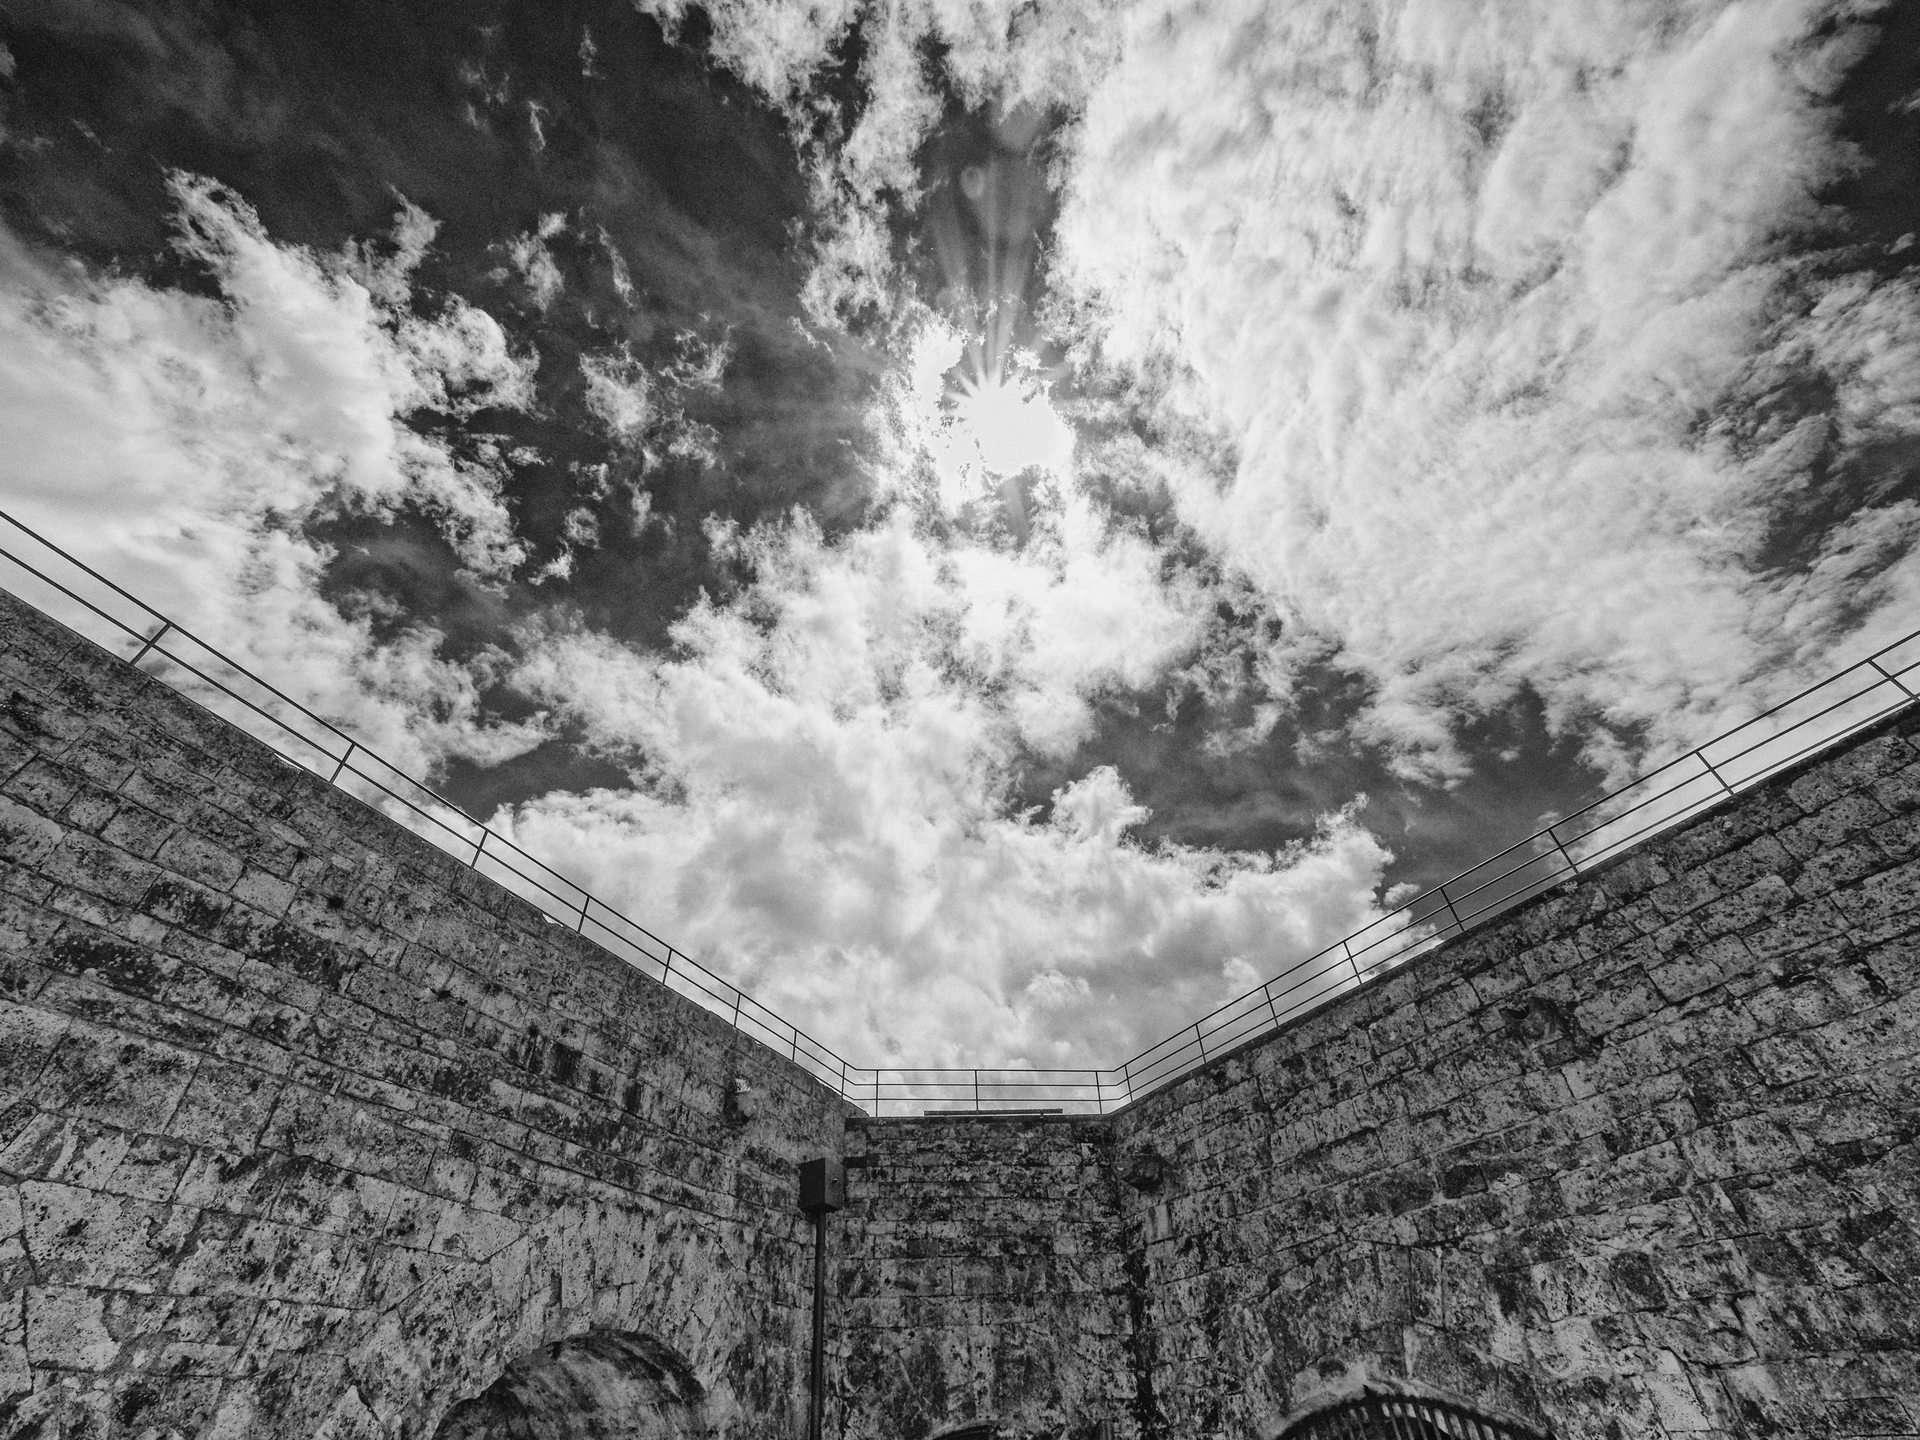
[433,1331,707,1440]
[1277,1390,1550,1440]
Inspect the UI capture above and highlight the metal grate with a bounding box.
[1278,1391,1552,1440]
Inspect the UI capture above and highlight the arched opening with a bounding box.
[1276,1390,1550,1440]
[433,1331,707,1440]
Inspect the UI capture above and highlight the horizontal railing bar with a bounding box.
[1703,686,1896,778]
[862,1067,1115,1077]
[4,505,1914,1118]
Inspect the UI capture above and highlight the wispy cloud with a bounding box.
[499,211,569,311]
[1051,0,1920,780]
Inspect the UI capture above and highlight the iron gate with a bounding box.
[1277,1391,1552,1440]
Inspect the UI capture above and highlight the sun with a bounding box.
[950,373,1075,478]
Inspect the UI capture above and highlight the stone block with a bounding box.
[1693,875,1797,940]
[0,1000,68,1100]
[1,757,82,820]
[0,792,64,871]
[168,1058,286,1151]
[33,1015,198,1133]
[22,1285,123,1371]
[1832,858,1920,944]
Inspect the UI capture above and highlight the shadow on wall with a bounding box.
[434,1331,707,1439]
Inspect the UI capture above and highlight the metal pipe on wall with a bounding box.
[798,1158,846,1440]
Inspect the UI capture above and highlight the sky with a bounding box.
[0,0,1916,1071]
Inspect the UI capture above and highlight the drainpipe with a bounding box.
[798,1157,846,1440]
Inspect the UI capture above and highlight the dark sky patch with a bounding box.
[1821,0,1920,264]
[440,739,633,818]
[1014,654,1605,895]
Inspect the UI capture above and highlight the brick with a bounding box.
[0,1002,69,1099]
[32,1017,199,1133]
[154,830,247,891]
[0,793,63,870]
[1831,859,1920,944]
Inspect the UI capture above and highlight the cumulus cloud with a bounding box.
[499,505,1390,1065]
[1049,0,1920,781]
[501,211,568,311]
[578,330,729,470]
[0,173,543,774]
[580,345,656,442]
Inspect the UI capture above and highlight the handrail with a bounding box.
[1,505,1914,1117]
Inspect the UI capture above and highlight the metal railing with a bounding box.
[2,506,1915,1117]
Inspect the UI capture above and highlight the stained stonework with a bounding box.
[5,583,1920,1440]
[432,1331,707,1438]
[0,590,856,1439]
[1109,704,1920,1439]
[835,1117,1133,1440]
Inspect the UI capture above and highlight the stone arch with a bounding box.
[1274,1387,1550,1440]
[431,1330,708,1439]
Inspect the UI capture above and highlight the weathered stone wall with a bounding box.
[835,1115,1133,1440]
[0,589,857,1440]
[6,584,1920,1440]
[1112,704,1920,1440]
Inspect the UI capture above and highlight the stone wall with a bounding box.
[1112,704,1920,1440]
[5,583,1920,1440]
[0,590,857,1440]
[835,1115,1133,1440]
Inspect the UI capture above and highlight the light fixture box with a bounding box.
[799,1157,846,1215]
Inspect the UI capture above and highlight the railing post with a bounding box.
[1871,657,1916,700]
[973,1069,980,1112]
[328,740,356,784]
[1194,1022,1208,1064]
[471,828,488,868]
[577,893,591,933]
[1438,883,1465,933]
[130,621,171,665]
[1700,751,1735,795]
[1264,981,1281,1029]
[1546,823,1578,876]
